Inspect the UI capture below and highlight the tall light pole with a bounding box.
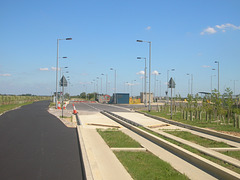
[153,71,161,102]
[101,74,104,94]
[55,37,72,109]
[211,75,216,93]
[231,80,238,95]
[110,68,117,103]
[137,40,151,112]
[137,57,147,107]
[186,73,193,96]
[96,77,99,95]
[101,73,108,94]
[215,61,220,93]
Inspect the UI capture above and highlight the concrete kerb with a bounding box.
[101,111,240,180]
[149,128,240,168]
[76,125,94,180]
[137,111,240,143]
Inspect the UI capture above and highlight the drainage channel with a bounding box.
[101,110,240,180]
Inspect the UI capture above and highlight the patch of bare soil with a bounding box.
[206,128,240,137]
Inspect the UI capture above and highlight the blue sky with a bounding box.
[0,0,240,97]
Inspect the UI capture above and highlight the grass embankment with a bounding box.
[144,111,240,133]
[97,129,189,180]
[164,130,231,148]
[0,102,33,114]
[140,127,240,174]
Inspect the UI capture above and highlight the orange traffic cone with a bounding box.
[63,102,66,110]
[57,102,61,109]
[72,104,77,114]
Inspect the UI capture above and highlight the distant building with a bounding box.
[140,92,154,103]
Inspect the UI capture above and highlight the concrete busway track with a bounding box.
[110,111,240,168]
[101,110,240,180]
[74,102,218,179]
[138,111,240,143]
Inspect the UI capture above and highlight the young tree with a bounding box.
[223,87,234,124]
[80,92,86,99]
[211,89,222,122]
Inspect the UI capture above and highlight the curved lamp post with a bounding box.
[137,40,151,111]
[55,37,72,108]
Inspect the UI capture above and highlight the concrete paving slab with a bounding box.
[80,127,133,180]
[79,112,123,129]
[113,112,183,129]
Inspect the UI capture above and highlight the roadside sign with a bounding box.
[168,78,176,88]
[60,75,68,87]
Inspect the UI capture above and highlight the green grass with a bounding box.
[114,151,189,180]
[221,151,240,161]
[49,102,55,108]
[0,102,33,114]
[164,130,231,148]
[139,127,240,174]
[97,129,141,148]
[144,111,240,133]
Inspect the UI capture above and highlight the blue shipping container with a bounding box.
[112,93,129,104]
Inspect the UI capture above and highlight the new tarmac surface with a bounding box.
[0,101,83,180]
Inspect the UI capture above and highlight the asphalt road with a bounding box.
[0,101,84,180]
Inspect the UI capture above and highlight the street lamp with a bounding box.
[110,68,117,103]
[131,80,136,97]
[137,40,152,112]
[96,77,99,95]
[137,57,147,107]
[211,75,216,93]
[55,37,72,109]
[186,73,193,96]
[153,71,161,102]
[215,61,220,93]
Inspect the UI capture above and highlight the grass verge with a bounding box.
[221,151,240,161]
[0,102,33,114]
[144,111,240,133]
[97,129,141,148]
[115,151,189,180]
[164,130,231,148]
[139,127,240,174]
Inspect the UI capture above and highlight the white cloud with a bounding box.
[201,23,240,35]
[51,67,60,71]
[200,27,217,35]
[40,68,49,71]
[146,26,151,30]
[216,23,240,30]
[152,70,159,75]
[136,70,145,75]
[202,65,211,68]
[0,74,11,76]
